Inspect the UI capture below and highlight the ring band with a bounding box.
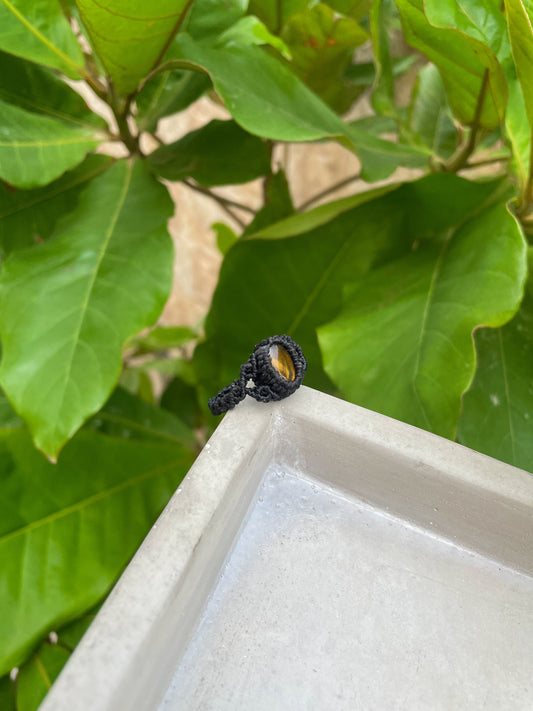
[208,335,307,416]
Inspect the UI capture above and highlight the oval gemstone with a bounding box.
[269,344,295,381]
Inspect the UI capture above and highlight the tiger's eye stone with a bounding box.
[269,344,295,381]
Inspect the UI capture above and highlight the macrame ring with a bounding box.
[208,335,307,415]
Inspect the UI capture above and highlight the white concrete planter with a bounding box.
[40,386,533,710]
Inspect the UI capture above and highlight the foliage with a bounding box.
[0,0,532,705]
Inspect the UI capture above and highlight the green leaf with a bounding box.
[394,0,507,130]
[57,608,98,650]
[0,160,174,459]
[213,222,238,255]
[344,54,416,86]
[16,642,70,711]
[194,175,503,400]
[243,170,294,235]
[186,0,248,39]
[161,376,203,430]
[407,63,459,159]
[318,201,527,438]
[424,0,510,63]
[457,250,533,473]
[505,0,533,128]
[86,386,197,450]
[129,325,197,354]
[172,33,345,141]
[0,0,84,78]
[0,99,100,189]
[218,15,291,57]
[0,155,113,256]
[170,34,429,176]
[281,3,368,112]
[136,70,210,133]
[0,50,104,130]
[327,0,369,21]
[0,675,16,711]
[345,121,431,181]
[505,77,531,196]
[147,119,271,186]
[76,0,191,94]
[247,0,309,32]
[0,425,194,676]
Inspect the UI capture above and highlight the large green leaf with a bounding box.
[505,0,533,128]
[0,424,194,676]
[458,250,533,473]
[0,99,101,189]
[76,0,191,94]
[394,0,507,130]
[170,34,429,176]
[0,155,113,256]
[0,160,174,458]
[0,50,104,130]
[318,201,527,438]
[281,3,368,112]
[172,33,344,141]
[193,175,503,403]
[147,119,271,186]
[0,0,84,78]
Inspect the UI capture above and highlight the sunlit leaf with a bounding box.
[0,160,174,458]
[318,201,526,437]
[77,0,191,94]
[194,175,503,401]
[394,0,507,130]
[0,100,100,188]
[505,0,533,128]
[0,0,84,78]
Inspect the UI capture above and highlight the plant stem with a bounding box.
[110,93,141,155]
[443,69,489,173]
[297,172,362,211]
[182,180,254,228]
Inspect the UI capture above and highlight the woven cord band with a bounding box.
[208,335,307,416]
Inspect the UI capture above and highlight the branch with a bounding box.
[182,180,254,229]
[297,172,362,212]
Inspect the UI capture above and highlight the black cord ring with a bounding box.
[208,335,307,416]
